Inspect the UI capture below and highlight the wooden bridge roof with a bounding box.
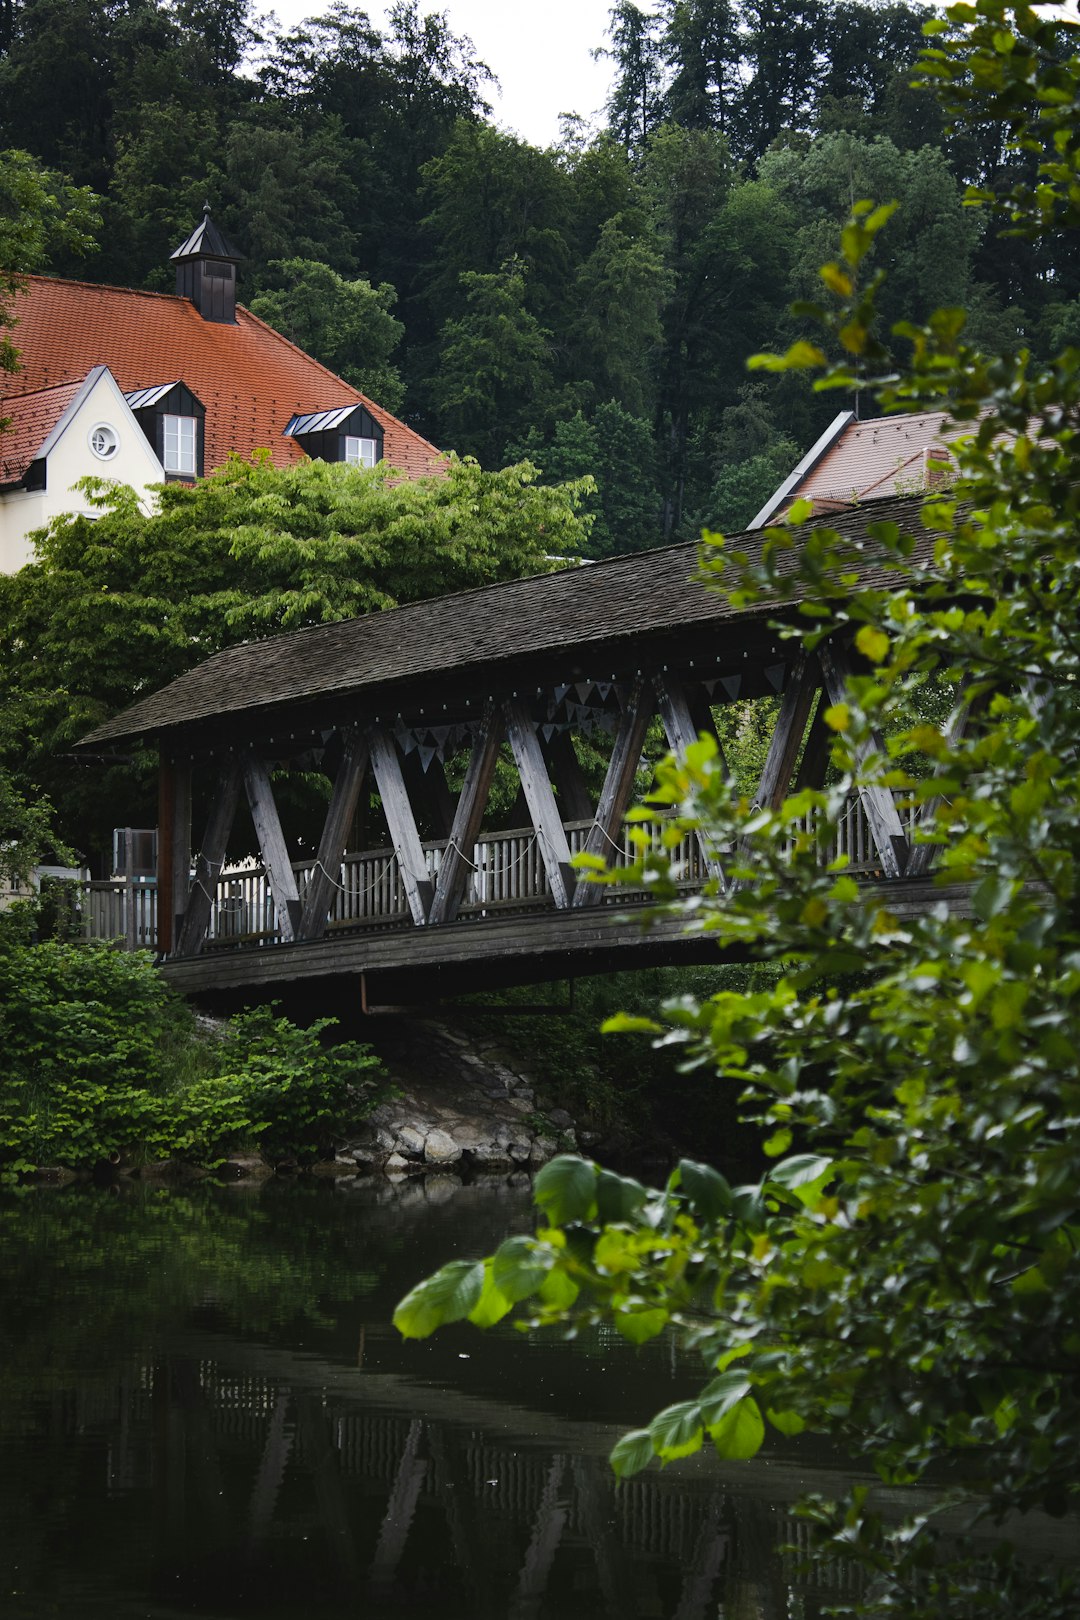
[81,494,928,751]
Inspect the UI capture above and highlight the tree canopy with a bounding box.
[393,6,1080,1614]
[0,454,590,864]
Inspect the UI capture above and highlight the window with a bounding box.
[163,414,197,476]
[88,423,119,461]
[344,435,378,468]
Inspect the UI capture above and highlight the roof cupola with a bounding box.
[170,204,242,324]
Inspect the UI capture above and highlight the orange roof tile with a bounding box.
[0,378,83,484]
[2,275,444,481]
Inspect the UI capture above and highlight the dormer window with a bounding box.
[125,382,205,480]
[285,404,384,469]
[163,414,197,475]
[345,435,378,468]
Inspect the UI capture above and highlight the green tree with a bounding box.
[511,399,659,558]
[0,455,590,862]
[0,146,100,374]
[394,7,1080,1614]
[431,260,556,465]
[600,0,667,160]
[249,257,405,409]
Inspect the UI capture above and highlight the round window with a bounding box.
[88,423,119,461]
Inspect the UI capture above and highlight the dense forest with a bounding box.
[1,0,1078,554]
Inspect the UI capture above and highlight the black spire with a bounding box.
[171,205,242,324]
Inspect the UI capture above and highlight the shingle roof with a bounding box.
[0,378,83,484]
[81,494,933,750]
[3,275,444,480]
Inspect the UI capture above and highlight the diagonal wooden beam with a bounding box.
[905,684,982,879]
[795,692,831,790]
[174,755,243,958]
[654,672,726,888]
[504,698,576,909]
[819,639,908,878]
[242,750,302,942]
[429,702,503,926]
[368,727,433,925]
[541,729,594,823]
[753,653,821,812]
[297,728,369,940]
[574,676,653,909]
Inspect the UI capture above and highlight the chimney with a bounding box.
[171,204,242,324]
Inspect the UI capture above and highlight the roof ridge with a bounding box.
[18,272,191,305]
[0,375,87,403]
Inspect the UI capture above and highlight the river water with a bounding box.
[0,1175,862,1619]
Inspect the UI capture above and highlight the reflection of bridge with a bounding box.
[79,496,956,1002]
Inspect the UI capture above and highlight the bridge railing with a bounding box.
[82,794,926,951]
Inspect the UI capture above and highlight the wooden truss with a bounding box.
[157,639,951,958]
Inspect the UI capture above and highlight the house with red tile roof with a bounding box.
[750,409,961,529]
[0,208,444,572]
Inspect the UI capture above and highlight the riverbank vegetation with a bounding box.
[0,919,390,1184]
[395,6,1080,1615]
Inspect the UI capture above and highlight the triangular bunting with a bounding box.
[719,674,742,701]
[765,662,786,693]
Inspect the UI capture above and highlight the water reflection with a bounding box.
[0,1179,855,1619]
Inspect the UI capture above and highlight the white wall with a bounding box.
[0,371,164,573]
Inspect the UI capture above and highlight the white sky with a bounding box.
[260,1,623,149]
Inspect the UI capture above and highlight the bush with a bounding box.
[0,940,388,1178]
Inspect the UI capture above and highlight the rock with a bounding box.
[140,1158,214,1183]
[349,1144,383,1167]
[506,1096,535,1116]
[28,1165,79,1187]
[547,1108,575,1130]
[384,1152,411,1174]
[507,1137,533,1164]
[469,1143,515,1169]
[310,1159,359,1178]
[529,1137,558,1167]
[395,1125,427,1158]
[578,1131,601,1148]
[424,1128,463,1165]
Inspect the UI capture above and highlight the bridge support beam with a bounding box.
[654,672,727,889]
[505,699,576,908]
[157,755,191,956]
[298,728,370,940]
[242,750,302,942]
[368,728,433,925]
[430,702,503,926]
[575,676,652,908]
[174,755,243,958]
[819,641,909,878]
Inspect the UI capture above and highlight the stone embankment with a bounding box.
[316,1018,588,1179]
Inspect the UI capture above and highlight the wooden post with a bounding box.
[429,703,503,925]
[242,751,302,942]
[504,698,576,908]
[819,640,909,878]
[174,756,242,958]
[654,672,726,887]
[297,729,369,940]
[368,727,433,926]
[157,755,192,957]
[795,693,831,789]
[574,676,652,908]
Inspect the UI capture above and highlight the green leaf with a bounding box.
[675,1159,733,1222]
[491,1235,555,1303]
[533,1155,598,1225]
[467,1259,514,1328]
[393,1259,485,1339]
[766,1407,807,1437]
[610,1428,654,1479]
[700,1369,753,1426]
[614,1306,669,1344]
[649,1400,704,1462]
[708,1396,765,1460]
[596,1168,649,1222]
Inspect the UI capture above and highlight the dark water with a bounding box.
[0,1175,857,1620]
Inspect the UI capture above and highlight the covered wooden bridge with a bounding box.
[79,495,951,1005]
